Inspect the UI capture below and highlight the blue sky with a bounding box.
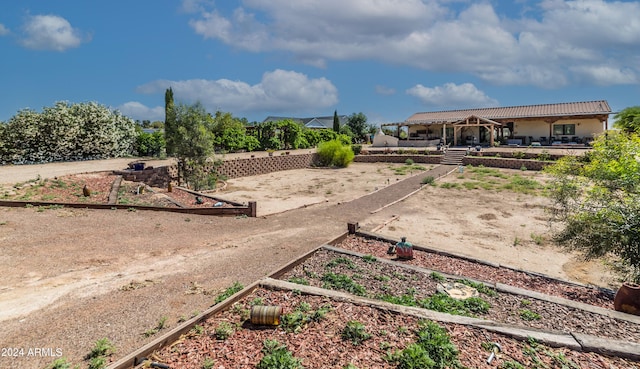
[1,0,639,125]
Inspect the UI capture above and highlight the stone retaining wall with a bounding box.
[354,154,442,164]
[118,151,555,188]
[217,153,318,179]
[462,156,550,170]
[117,153,320,186]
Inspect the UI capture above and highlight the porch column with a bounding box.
[489,126,495,146]
[442,124,446,146]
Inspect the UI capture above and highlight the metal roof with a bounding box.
[406,100,611,123]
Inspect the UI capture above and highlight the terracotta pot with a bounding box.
[614,282,640,315]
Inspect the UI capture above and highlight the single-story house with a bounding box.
[262,115,348,130]
[378,100,611,147]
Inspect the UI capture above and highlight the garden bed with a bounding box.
[335,235,615,309]
[2,173,236,209]
[278,248,640,344]
[148,286,640,369]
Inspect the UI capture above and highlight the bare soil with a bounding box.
[0,156,626,368]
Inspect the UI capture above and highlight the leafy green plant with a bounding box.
[321,273,367,296]
[214,281,243,304]
[421,176,435,185]
[361,254,377,263]
[87,338,116,359]
[214,321,234,340]
[394,343,435,369]
[440,182,461,189]
[326,257,358,269]
[379,288,490,317]
[520,309,542,321]
[513,151,527,159]
[501,360,526,369]
[280,303,331,333]
[414,320,461,369]
[457,279,498,297]
[520,299,532,306]
[392,164,426,175]
[287,277,310,285]
[341,320,372,345]
[202,357,215,369]
[530,233,544,245]
[192,324,204,335]
[157,316,168,330]
[257,339,304,369]
[47,358,75,369]
[88,356,106,369]
[430,272,446,282]
[405,158,414,165]
[375,275,391,282]
[536,150,551,161]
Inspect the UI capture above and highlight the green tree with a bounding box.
[135,128,166,157]
[173,103,220,190]
[333,110,340,133]
[256,120,281,150]
[546,130,640,282]
[165,87,177,155]
[278,119,304,150]
[613,106,640,133]
[347,112,368,143]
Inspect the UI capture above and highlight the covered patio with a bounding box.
[379,115,502,147]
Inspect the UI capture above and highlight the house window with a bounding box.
[553,124,575,136]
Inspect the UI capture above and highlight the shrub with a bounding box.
[421,176,435,185]
[0,101,137,164]
[317,140,354,167]
[351,144,362,155]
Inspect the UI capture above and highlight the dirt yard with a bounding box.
[0,158,621,368]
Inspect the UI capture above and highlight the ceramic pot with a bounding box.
[614,282,640,316]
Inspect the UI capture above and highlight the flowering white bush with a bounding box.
[0,101,137,164]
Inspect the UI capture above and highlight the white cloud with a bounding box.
[406,82,498,108]
[118,102,165,121]
[375,85,396,96]
[137,69,338,114]
[186,0,640,88]
[20,14,87,51]
[0,24,9,36]
[570,65,638,85]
